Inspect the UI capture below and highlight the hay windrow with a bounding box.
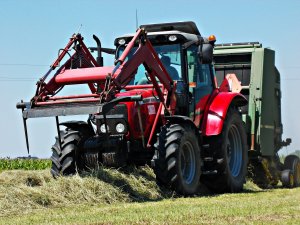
[0,165,261,217]
[0,166,171,217]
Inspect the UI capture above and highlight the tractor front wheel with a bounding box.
[153,124,201,195]
[50,129,83,177]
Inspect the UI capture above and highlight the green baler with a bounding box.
[213,43,299,188]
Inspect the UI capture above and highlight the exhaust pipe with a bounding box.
[93,34,103,66]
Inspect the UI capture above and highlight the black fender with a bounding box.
[165,115,201,143]
[60,120,95,137]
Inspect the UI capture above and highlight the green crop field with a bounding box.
[0,158,51,171]
[0,166,299,225]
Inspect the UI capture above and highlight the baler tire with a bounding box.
[202,108,248,193]
[284,155,300,187]
[50,129,83,178]
[281,169,294,188]
[153,124,201,195]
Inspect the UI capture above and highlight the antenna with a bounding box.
[77,24,83,34]
[136,9,139,29]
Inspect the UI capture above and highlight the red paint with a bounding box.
[125,84,163,90]
[193,94,211,127]
[47,94,100,100]
[55,67,117,84]
[203,92,247,136]
[115,89,160,141]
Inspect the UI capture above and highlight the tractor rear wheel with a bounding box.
[153,124,201,195]
[50,129,83,177]
[202,108,248,193]
[283,155,300,187]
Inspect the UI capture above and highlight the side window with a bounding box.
[198,64,212,87]
[187,48,197,91]
[187,46,213,90]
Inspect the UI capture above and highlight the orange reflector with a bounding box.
[189,82,196,88]
[208,35,216,42]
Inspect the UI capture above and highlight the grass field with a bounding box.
[0,167,299,225]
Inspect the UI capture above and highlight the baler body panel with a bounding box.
[214,44,283,156]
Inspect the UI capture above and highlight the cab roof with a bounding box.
[114,21,201,46]
[140,21,201,36]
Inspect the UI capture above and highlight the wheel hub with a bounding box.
[227,124,242,177]
[180,141,196,185]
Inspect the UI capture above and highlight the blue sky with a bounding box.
[0,0,299,158]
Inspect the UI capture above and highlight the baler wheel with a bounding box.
[202,108,248,193]
[153,124,201,195]
[281,169,294,188]
[50,129,83,177]
[283,155,300,187]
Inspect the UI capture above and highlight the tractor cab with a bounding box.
[114,21,216,126]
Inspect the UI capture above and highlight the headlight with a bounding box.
[100,124,109,133]
[168,35,177,42]
[118,38,126,45]
[115,123,125,133]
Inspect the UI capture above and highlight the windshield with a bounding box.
[117,44,182,85]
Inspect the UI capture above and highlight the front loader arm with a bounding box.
[101,29,174,106]
[34,33,98,103]
[31,29,174,108]
[17,29,176,113]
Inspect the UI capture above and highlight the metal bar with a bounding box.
[23,117,30,154]
[241,86,250,89]
[82,35,98,93]
[147,71,168,111]
[124,84,163,90]
[55,116,62,150]
[137,102,145,148]
[118,29,142,63]
[23,96,142,119]
[215,42,261,48]
[35,98,100,106]
[51,35,77,69]
[21,100,30,154]
[47,94,100,100]
[147,102,163,148]
[23,104,103,119]
[78,36,99,67]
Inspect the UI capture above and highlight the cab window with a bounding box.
[187,45,213,90]
[117,44,182,85]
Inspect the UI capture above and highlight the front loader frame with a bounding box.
[17,29,177,153]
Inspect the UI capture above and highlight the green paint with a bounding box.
[214,43,284,156]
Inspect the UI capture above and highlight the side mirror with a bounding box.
[198,43,213,64]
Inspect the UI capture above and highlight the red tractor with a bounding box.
[17,22,248,195]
